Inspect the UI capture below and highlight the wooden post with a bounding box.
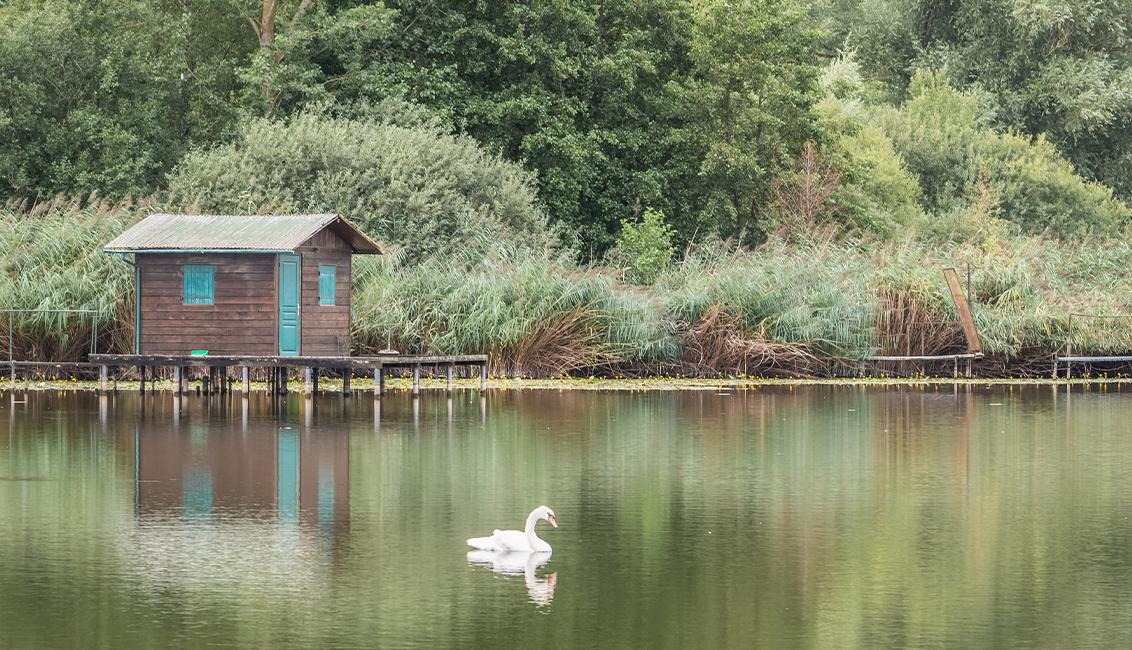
[173,366,182,395]
[313,368,320,395]
[342,369,351,397]
[99,365,109,392]
[480,363,487,391]
[446,364,454,393]
[412,364,420,396]
[137,365,145,394]
[241,366,250,395]
[966,357,973,379]
[375,367,384,397]
[943,268,982,357]
[952,357,958,379]
[304,367,313,395]
[280,367,288,394]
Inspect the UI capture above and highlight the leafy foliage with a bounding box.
[611,208,676,285]
[0,0,250,199]
[813,0,1132,201]
[166,113,556,261]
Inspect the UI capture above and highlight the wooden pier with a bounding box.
[87,353,489,396]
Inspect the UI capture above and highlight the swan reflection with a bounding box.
[467,550,557,606]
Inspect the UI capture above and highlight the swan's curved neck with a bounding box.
[524,510,542,548]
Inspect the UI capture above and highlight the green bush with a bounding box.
[611,209,676,285]
[166,113,558,261]
[975,132,1129,238]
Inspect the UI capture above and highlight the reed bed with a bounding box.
[6,200,1132,377]
[0,197,139,360]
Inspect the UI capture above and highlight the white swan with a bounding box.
[466,505,557,552]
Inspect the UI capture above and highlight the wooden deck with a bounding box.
[864,353,980,378]
[89,353,487,369]
[84,353,490,396]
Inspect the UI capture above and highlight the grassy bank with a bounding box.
[4,201,1132,378]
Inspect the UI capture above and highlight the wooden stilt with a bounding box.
[342,369,351,397]
[304,367,313,395]
[377,367,385,396]
[480,363,488,391]
[173,366,182,394]
[137,365,145,394]
[412,364,420,396]
[99,365,109,392]
[446,364,454,393]
[279,367,288,394]
[242,366,250,395]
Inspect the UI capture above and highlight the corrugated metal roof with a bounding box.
[103,213,381,254]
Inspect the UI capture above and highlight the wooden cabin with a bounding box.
[104,213,381,357]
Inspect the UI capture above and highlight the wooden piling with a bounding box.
[173,366,182,394]
[137,365,145,394]
[304,367,313,395]
[342,369,351,397]
[446,364,454,393]
[412,364,421,396]
[480,363,487,391]
[241,366,250,395]
[375,367,384,397]
[99,365,109,392]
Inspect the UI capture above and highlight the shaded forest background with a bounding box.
[4,0,1132,376]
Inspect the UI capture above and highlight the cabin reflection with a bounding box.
[134,403,349,534]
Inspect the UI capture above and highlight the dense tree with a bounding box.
[1,0,1129,251]
[0,0,251,199]
[251,0,819,252]
[812,0,1132,200]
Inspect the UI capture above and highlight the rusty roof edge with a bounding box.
[326,215,383,254]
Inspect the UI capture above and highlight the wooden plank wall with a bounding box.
[137,253,278,355]
[297,230,353,356]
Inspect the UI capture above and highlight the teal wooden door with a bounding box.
[278,254,301,356]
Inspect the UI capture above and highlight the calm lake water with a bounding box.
[2,385,1132,648]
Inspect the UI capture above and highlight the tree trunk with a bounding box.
[246,0,315,112]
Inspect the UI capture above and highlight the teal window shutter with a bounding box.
[319,265,336,305]
[183,265,214,304]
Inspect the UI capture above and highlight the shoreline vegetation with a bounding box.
[5,3,1132,380]
[5,198,1132,380]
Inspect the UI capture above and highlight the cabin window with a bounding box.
[183,265,214,305]
[319,265,336,305]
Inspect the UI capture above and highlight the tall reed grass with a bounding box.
[5,199,1132,376]
[0,197,139,360]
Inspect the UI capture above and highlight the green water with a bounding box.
[2,385,1132,648]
